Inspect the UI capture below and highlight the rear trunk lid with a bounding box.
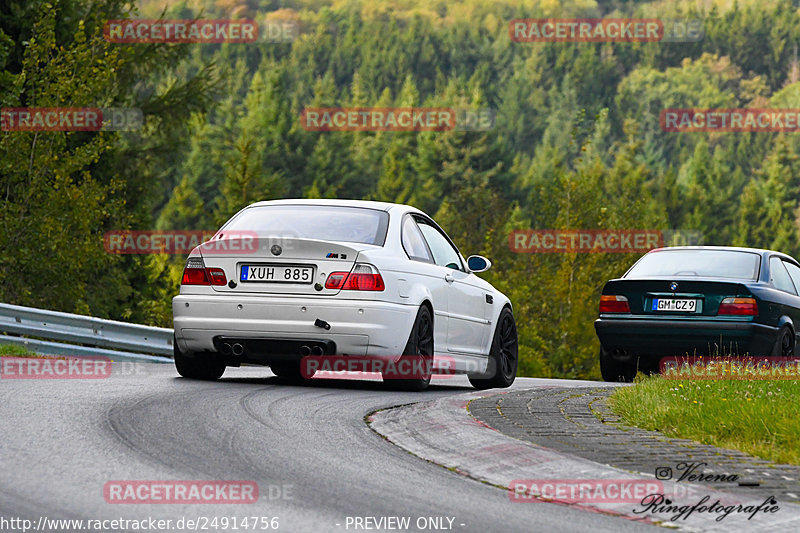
[602,278,755,316]
[198,235,364,295]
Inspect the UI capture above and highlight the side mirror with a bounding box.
[467,255,491,273]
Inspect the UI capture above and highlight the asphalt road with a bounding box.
[0,363,659,533]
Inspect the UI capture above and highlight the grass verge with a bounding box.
[608,375,800,465]
[0,344,39,357]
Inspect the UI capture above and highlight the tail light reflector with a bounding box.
[325,272,349,289]
[207,268,227,286]
[599,295,630,313]
[718,297,758,316]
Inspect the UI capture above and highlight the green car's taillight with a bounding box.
[718,297,758,316]
[599,295,630,313]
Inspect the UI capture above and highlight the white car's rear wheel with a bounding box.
[384,305,434,391]
[270,362,315,381]
[174,341,226,381]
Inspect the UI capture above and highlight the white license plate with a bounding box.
[652,298,697,312]
[240,264,314,283]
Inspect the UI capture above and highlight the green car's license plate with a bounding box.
[652,298,697,312]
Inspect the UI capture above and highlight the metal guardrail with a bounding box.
[0,303,173,362]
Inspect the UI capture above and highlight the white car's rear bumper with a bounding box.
[173,294,417,358]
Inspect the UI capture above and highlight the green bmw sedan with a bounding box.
[594,246,800,382]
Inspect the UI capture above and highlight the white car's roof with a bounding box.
[247,198,423,215]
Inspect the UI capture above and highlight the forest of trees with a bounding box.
[2,0,800,378]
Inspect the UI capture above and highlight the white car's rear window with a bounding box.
[222,205,389,245]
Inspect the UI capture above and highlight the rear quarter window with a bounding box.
[769,256,797,294]
[401,216,433,262]
[784,261,800,293]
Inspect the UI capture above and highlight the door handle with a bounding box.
[444,273,454,284]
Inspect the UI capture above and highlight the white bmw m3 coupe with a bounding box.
[172,199,517,390]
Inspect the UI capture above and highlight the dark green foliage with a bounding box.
[3,0,800,379]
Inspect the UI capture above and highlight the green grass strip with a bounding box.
[609,375,800,465]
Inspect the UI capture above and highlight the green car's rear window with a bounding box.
[626,249,761,280]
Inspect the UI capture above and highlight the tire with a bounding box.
[270,361,314,382]
[771,326,795,357]
[174,341,225,381]
[384,305,434,391]
[469,307,518,390]
[599,346,637,383]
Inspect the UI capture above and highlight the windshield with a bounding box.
[626,249,761,280]
[222,205,389,246]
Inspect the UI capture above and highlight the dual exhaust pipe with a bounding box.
[221,342,324,357]
[221,342,245,356]
[299,345,325,356]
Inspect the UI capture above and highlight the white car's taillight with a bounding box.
[181,257,227,286]
[325,263,385,291]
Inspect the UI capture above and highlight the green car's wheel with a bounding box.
[599,347,637,383]
[772,326,795,357]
